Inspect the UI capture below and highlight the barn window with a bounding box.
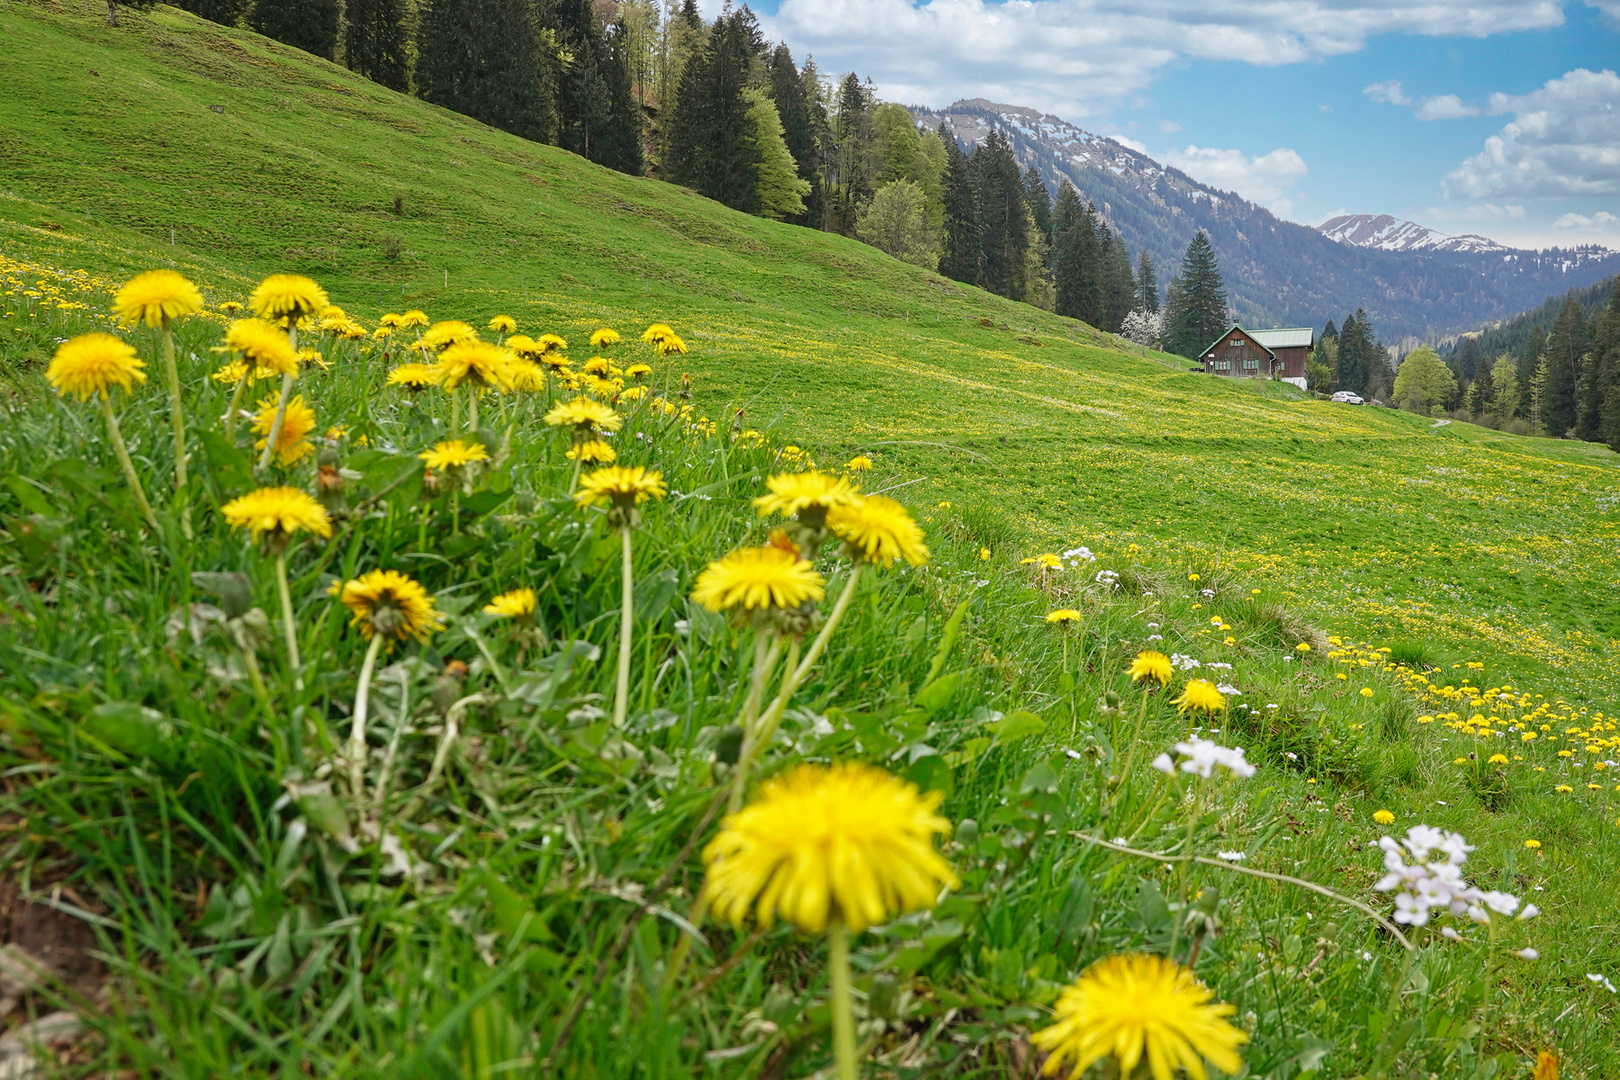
[1244,359,1257,370]
[1228,338,1242,347]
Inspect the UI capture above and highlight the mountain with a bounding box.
[913,99,1620,342]
[1317,213,1509,255]
[1443,273,1618,361]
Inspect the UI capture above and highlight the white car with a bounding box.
[1330,391,1365,404]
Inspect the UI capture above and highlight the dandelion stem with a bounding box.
[827,919,859,1080]
[730,635,801,813]
[1168,789,1199,962]
[612,525,634,728]
[97,393,159,532]
[568,452,583,495]
[464,621,509,693]
[1115,689,1153,802]
[727,634,784,813]
[223,370,249,441]
[274,549,303,689]
[347,632,385,808]
[256,371,294,472]
[467,386,479,436]
[449,384,460,438]
[159,322,191,538]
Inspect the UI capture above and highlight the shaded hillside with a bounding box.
[1447,273,1618,360]
[915,100,1620,341]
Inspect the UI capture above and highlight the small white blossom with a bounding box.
[1151,753,1175,775]
[1171,737,1255,779]
[1518,948,1540,960]
[1215,850,1246,862]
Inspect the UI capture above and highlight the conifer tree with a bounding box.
[829,73,875,234]
[767,45,820,226]
[1595,287,1620,451]
[1163,231,1226,358]
[344,0,409,91]
[1051,182,1085,319]
[1336,310,1380,396]
[173,0,250,26]
[600,18,644,175]
[555,0,642,172]
[971,128,1028,300]
[937,124,979,286]
[1135,250,1159,314]
[1102,233,1135,334]
[743,89,809,220]
[1542,298,1586,436]
[1471,351,1495,416]
[1023,166,1053,257]
[417,0,547,142]
[1320,318,1338,344]
[250,0,340,59]
[666,11,757,212]
[1516,324,1545,418]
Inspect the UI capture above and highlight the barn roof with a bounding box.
[1248,327,1314,350]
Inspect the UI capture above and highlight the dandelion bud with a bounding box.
[954,818,979,847]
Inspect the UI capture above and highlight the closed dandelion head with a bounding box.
[114,269,203,328]
[1129,650,1173,686]
[1046,609,1082,625]
[435,341,512,391]
[692,545,825,617]
[398,309,430,329]
[488,314,516,334]
[222,318,300,377]
[222,486,332,550]
[703,762,957,934]
[590,328,622,347]
[421,320,479,352]
[387,362,441,391]
[1031,953,1246,1080]
[566,439,617,464]
[625,363,652,381]
[249,274,328,324]
[47,333,146,401]
[827,494,929,568]
[483,587,537,621]
[332,569,443,645]
[1173,679,1227,716]
[252,394,316,465]
[545,396,622,440]
[419,440,489,471]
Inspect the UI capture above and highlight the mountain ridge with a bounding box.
[1316,213,1511,255]
[912,99,1620,342]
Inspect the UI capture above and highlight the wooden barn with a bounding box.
[1200,325,1314,390]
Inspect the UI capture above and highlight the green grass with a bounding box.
[2,3,1619,1077]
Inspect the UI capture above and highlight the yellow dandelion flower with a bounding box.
[655,332,687,355]
[421,320,479,352]
[702,762,957,934]
[211,359,252,385]
[332,569,443,645]
[1047,609,1082,624]
[1295,642,1312,653]
[1033,553,1063,570]
[221,318,299,377]
[1031,953,1246,1080]
[565,439,617,464]
[827,495,929,568]
[1534,1051,1558,1080]
[979,547,991,560]
[1359,687,1375,698]
[1188,573,1201,582]
[398,310,429,329]
[387,362,440,391]
[252,393,316,465]
[541,352,571,371]
[1172,679,1227,716]
[846,454,873,472]
[618,385,647,401]
[488,314,516,334]
[640,322,676,344]
[418,440,490,471]
[574,465,667,510]
[435,341,512,391]
[544,396,622,434]
[1128,650,1173,686]
[249,274,328,323]
[380,313,403,329]
[625,362,652,380]
[1525,839,1541,849]
[372,326,393,340]
[582,356,612,376]
[1488,753,1510,765]
[46,333,146,400]
[1373,809,1396,825]
[536,333,568,353]
[590,328,622,347]
[507,334,542,358]
[753,471,861,520]
[692,545,825,613]
[219,301,244,315]
[113,269,203,328]
[483,588,537,619]
[221,486,332,543]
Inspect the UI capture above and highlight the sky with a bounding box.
[730,0,1620,249]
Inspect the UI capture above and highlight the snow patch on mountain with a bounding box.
[1318,214,1510,255]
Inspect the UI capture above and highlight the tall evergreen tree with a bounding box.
[1163,231,1226,358]
[937,124,979,286]
[1451,336,1485,382]
[417,0,547,142]
[1516,324,1545,418]
[600,17,645,174]
[1102,232,1135,334]
[1320,318,1338,344]
[1542,297,1586,436]
[250,0,339,58]
[1023,166,1053,258]
[829,73,875,234]
[173,0,250,26]
[555,0,641,172]
[1471,351,1496,416]
[971,128,1028,301]
[766,45,819,227]
[666,12,757,212]
[1336,310,1381,396]
[1135,250,1159,314]
[344,0,409,91]
[1051,182,1086,319]
[1594,287,1620,451]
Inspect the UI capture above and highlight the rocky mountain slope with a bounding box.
[914,99,1620,341]
[1317,213,1508,255]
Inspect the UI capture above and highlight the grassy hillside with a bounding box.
[3,3,1620,1077]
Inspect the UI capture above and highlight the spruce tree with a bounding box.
[1051,182,1085,319]
[250,0,340,59]
[666,12,757,212]
[555,0,642,172]
[1516,324,1545,418]
[1135,250,1159,314]
[971,128,1028,300]
[344,0,409,92]
[1451,336,1485,382]
[1336,311,1374,396]
[1542,298,1586,436]
[1164,231,1226,358]
[829,73,875,234]
[937,124,979,286]
[1023,166,1053,258]
[767,46,819,226]
[1471,352,1495,417]
[1320,318,1337,343]
[1594,287,1620,451]
[1102,233,1135,334]
[417,0,547,142]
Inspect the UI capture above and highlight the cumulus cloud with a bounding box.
[1554,210,1620,230]
[764,0,1564,119]
[1414,94,1480,120]
[1363,80,1411,106]
[1443,68,1620,198]
[1161,145,1309,211]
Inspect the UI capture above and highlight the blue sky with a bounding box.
[738,0,1620,249]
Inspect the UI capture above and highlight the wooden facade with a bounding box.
[1200,325,1312,389]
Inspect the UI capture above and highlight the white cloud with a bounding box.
[1443,67,1620,198]
[1363,80,1411,106]
[764,0,1564,119]
[1161,145,1309,209]
[1414,94,1480,120]
[1554,210,1620,230]
[1159,119,1182,133]
[1424,203,1526,221]
[1110,134,1150,153]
